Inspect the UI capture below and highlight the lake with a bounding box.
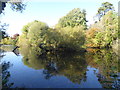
[1,45,120,88]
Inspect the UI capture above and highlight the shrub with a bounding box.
[18,20,49,47]
[44,26,85,51]
[86,11,118,48]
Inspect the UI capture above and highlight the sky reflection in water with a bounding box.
[1,46,119,88]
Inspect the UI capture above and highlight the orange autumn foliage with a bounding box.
[85,27,102,47]
[86,27,101,38]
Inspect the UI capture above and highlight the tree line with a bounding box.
[0,2,119,52]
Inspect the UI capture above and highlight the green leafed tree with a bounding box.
[96,2,114,21]
[86,11,118,48]
[56,8,87,29]
[44,26,86,51]
[18,20,49,47]
[0,23,9,41]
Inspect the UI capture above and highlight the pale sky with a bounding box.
[0,0,118,36]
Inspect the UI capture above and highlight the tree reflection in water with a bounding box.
[43,61,58,79]
[20,46,119,89]
[20,46,87,84]
[86,48,120,89]
[2,61,13,88]
[0,50,14,88]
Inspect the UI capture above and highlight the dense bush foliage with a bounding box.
[18,20,85,51]
[18,20,49,47]
[0,37,19,45]
[86,11,118,48]
[44,26,85,51]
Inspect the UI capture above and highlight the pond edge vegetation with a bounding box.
[0,2,119,54]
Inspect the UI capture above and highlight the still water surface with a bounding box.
[1,45,120,88]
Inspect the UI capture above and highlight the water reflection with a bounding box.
[19,46,119,88]
[1,46,119,88]
[0,45,20,56]
[20,46,87,84]
[0,50,14,88]
[86,48,119,89]
[2,61,14,88]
